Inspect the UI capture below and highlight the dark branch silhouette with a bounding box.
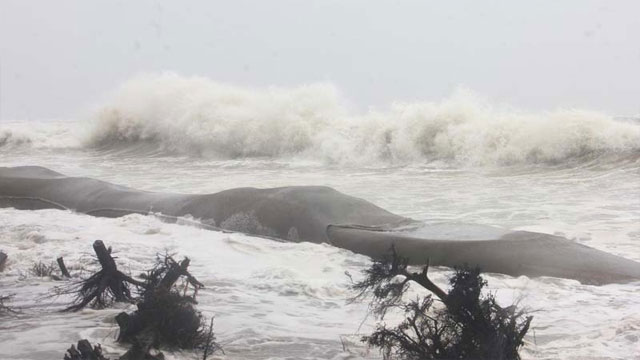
[57,246,220,359]
[351,246,532,360]
[63,340,108,360]
[57,257,72,278]
[116,253,220,359]
[55,240,145,312]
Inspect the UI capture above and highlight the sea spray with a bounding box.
[0,120,81,150]
[86,73,640,166]
[88,72,345,158]
[3,73,639,167]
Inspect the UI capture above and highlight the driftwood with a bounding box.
[351,246,533,360]
[63,339,108,360]
[56,244,218,358]
[116,254,218,358]
[59,240,145,311]
[0,251,7,272]
[57,257,71,278]
[117,256,204,342]
[156,257,204,292]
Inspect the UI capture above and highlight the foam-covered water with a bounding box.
[1,77,640,359]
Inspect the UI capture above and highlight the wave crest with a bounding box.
[0,129,33,148]
[73,73,640,166]
[338,98,640,166]
[88,73,345,158]
[0,122,79,150]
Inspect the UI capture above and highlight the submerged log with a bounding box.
[93,241,116,273]
[57,256,71,278]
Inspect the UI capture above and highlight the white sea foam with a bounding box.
[0,120,81,150]
[2,73,639,167]
[1,207,639,359]
[87,73,346,158]
[84,73,640,166]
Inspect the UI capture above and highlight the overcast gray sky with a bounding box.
[1,0,639,120]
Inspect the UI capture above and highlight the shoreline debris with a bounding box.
[351,247,532,360]
[57,240,145,312]
[116,254,218,359]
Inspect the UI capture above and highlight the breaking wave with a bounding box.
[88,73,345,158]
[6,73,640,167]
[0,121,80,150]
[86,73,640,166]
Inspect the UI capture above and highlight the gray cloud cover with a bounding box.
[1,0,639,119]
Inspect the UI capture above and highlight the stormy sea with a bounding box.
[1,74,639,359]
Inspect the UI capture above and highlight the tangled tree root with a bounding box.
[57,244,219,359]
[56,240,145,311]
[116,254,219,359]
[351,247,532,360]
